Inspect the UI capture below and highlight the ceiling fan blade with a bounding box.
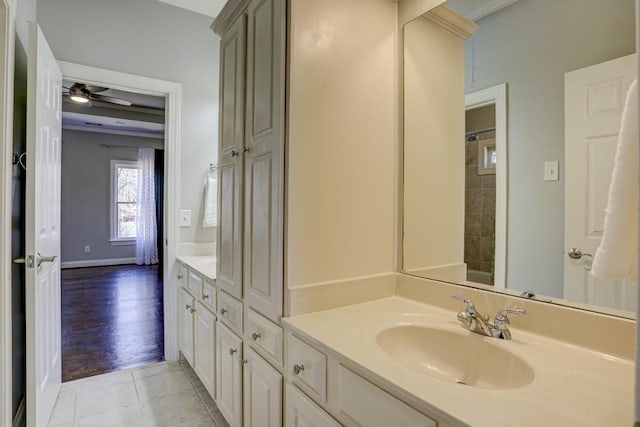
[86,85,108,93]
[90,93,133,106]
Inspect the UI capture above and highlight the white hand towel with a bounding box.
[591,79,638,283]
[203,176,217,228]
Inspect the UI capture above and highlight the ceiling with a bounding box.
[62,80,166,138]
[155,0,227,18]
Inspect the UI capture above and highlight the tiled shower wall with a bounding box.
[464,131,496,280]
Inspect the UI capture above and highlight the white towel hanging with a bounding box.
[591,79,638,283]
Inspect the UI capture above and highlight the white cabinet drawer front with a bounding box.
[246,309,283,366]
[219,291,244,335]
[285,384,340,427]
[337,365,436,427]
[287,335,327,402]
[201,281,217,312]
[188,270,203,298]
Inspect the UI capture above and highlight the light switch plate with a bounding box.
[544,161,559,181]
[179,209,192,227]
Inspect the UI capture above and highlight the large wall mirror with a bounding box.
[402,0,637,317]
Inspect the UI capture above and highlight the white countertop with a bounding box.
[282,296,633,427]
[176,255,216,281]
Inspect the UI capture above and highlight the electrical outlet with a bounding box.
[544,161,559,182]
[180,209,192,227]
[84,246,91,253]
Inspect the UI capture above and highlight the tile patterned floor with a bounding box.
[48,361,229,427]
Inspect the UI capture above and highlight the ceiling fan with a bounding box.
[62,83,133,107]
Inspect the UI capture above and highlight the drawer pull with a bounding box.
[229,348,238,356]
[220,308,228,316]
[293,364,305,375]
[202,294,210,300]
[185,304,192,310]
[250,332,261,341]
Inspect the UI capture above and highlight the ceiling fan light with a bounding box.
[69,84,91,103]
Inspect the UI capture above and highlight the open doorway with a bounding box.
[51,62,182,388]
[60,81,166,381]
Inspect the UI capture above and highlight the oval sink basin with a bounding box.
[376,326,534,389]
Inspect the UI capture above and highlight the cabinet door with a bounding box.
[216,323,243,427]
[194,301,216,399]
[244,0,286,321]
[217,14,247,300]
[178,287,195,366]
[285,384,340,427]
[243,347,282,427]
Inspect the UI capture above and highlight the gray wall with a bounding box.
[61,130,162,263]
[12,0,37,417]
[37,0,220,244]
[464,0,636,296]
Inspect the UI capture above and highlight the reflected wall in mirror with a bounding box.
[402,0,638,317]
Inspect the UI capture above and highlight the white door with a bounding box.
[564,53,637,311]
[25,22,62,427]
[243,347,282,427]
[193,301,216,399]
[178,287,195,366]
[216,322,243,427]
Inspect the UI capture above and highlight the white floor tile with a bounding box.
[48,387,76,426]
[135,370,194,401]
[75,380,139,420]
[76,370,134,393]
[74,404,145,427]
[133,362,182,380]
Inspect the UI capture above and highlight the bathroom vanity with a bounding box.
[177,0,638,426]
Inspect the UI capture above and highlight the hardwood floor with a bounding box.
[61,264,164,382]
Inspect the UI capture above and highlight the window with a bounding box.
[111,160,140,243]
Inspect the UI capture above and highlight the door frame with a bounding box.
[465,83,508,289]
[58,61,182,362]
[0,0,15,425]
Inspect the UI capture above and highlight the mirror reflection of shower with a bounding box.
[464,104,496,285]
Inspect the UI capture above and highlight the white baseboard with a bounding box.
[12,398,25,427]
[61,257,137,269]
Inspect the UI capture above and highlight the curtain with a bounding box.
[154,149,164,278]
[136,148,159,265]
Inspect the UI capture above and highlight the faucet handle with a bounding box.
[495,306,526,325]
[451,295,477,315]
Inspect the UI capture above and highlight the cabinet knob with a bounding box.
[243,147,250,153]
[229,348,237,356]
[242,359,248,365]
[250,332,261,341]
[202,294,210,300]
[293,364,305,375]
[185,304,192,310]
[190,308,196,313]
[177,274,184,280]
[220,308,228,316]
[231,150,239,157]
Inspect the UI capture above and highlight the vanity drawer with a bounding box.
[337,365,436,427]
[287,335,327,402]
[218,291,243,335]
[201,281,217,312]
[187,270,203,298]
[246,309,283,366]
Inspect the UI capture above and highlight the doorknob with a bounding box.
[568,248,593,260]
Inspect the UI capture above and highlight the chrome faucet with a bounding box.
[452,295,526,340]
